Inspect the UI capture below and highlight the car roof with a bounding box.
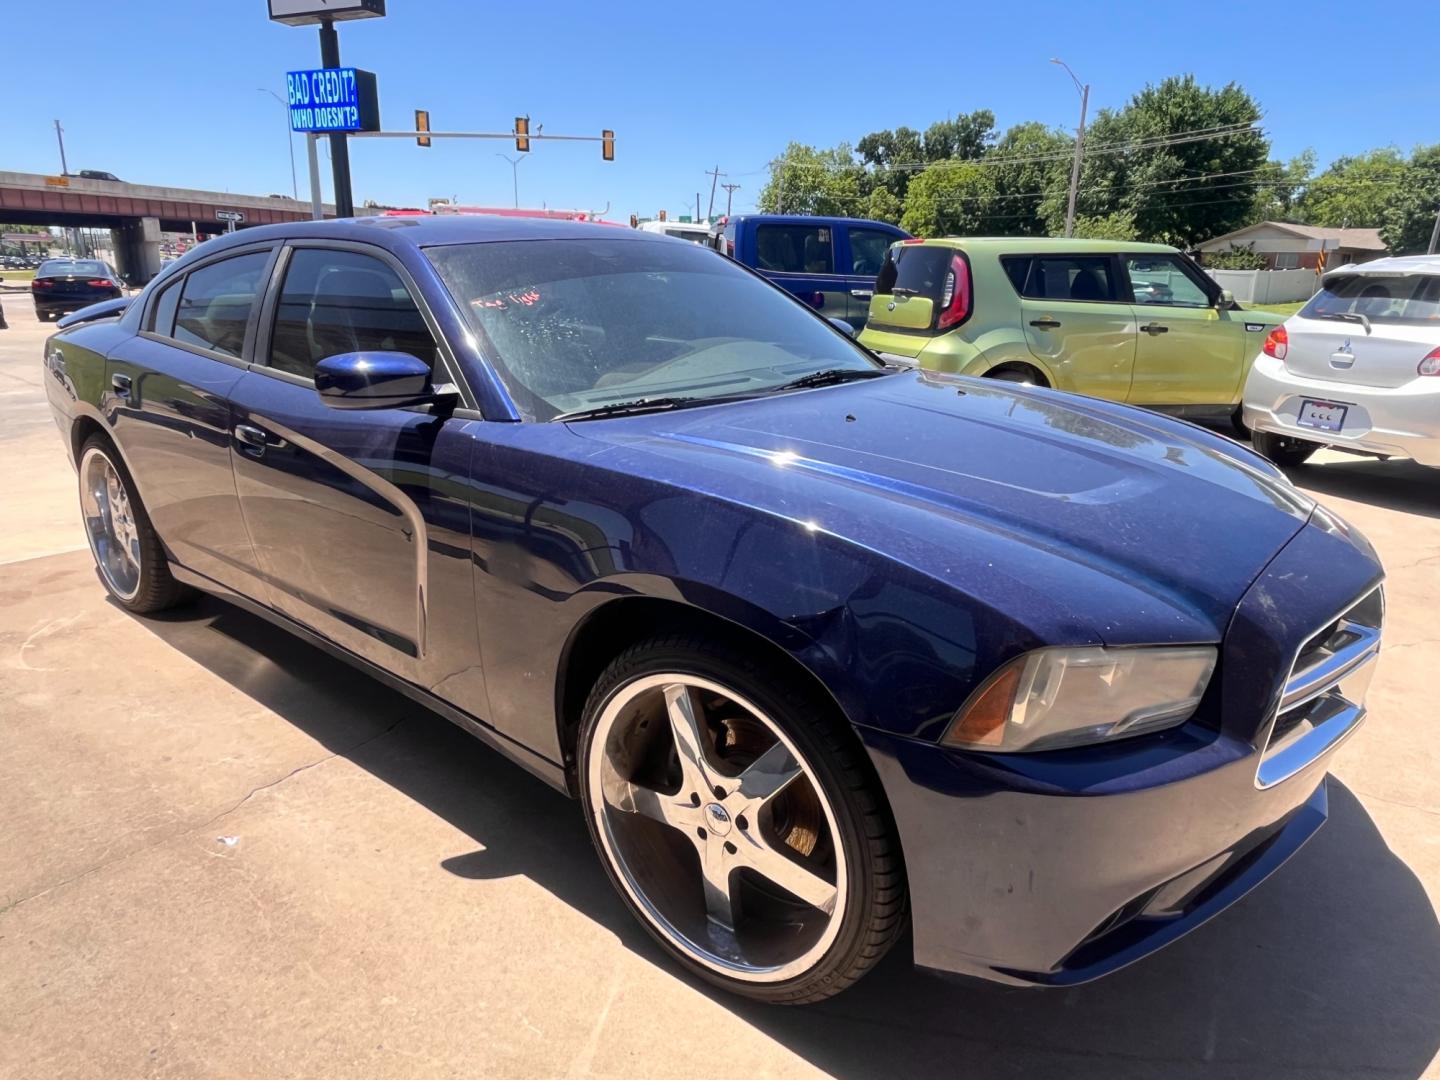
[726,214,903,229]
[189,214,662,256]
[1323,254,1440,280]
[910,237,1179,254]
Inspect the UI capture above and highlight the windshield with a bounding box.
[428,237,878,419]
[40,260,105,277]
[1301,272,1440,326]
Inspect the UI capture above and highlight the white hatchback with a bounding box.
[1243,255,1440,468]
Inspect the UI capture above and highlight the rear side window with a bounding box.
[173,251,271,357]
[1301,273,1440,326]
[267,248,438,379]
[754,224,833,274]
[148,278,181,335]
[1013,256,1117,303]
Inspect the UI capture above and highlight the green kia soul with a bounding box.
[857,238,1283,422]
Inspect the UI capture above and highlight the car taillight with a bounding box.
[1420,347,1440,376]
[32,279,51,289]
[937,253,971,330]
[87,279,113,288]
[902,238,926,244]
[1262,325,1288,360]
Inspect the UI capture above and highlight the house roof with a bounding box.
[1200,220,1387,251]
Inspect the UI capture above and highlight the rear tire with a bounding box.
[578,634,907,1003]
[78,435,190,614]
[1253,430,1320,468]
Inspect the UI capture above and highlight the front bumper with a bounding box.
[1244,352,1440,467]
[865,518,1383,986]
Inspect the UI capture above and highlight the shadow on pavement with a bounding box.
[136,595,1440,1080]
[1284,457,1440,520]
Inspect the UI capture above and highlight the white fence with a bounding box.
[1206,268,1319,305]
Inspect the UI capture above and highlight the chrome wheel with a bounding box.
[79,446,142,601]
[587,673,847,983]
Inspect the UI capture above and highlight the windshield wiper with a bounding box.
[1317,311,1372,334]
[553,396,699,422]
[891,287,922,297]
[769,368,893,393]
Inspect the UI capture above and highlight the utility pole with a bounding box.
[54,119,69,175]
[1052,58,1089,238]
[705,165,725,221]
[1429,205,1440,255]
[496,152,527,209]
[721,182,741,217]
[257,88,299,200]
[318,19,355,217]
[696,193,701,223]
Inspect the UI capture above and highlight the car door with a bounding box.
[224,241,486,698]
[843,225,900,330]
[752,222,847,320]
[1012,254,1136,401]
[1123,252,1241,406]
[105,246,277,600]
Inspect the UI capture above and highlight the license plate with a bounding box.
[1297,398,1348,433]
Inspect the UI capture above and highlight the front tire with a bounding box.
[578,634,906,1003]
[78,435,189,613]
[1253,430,1320,468]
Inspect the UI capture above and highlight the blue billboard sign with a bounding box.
[286,67,380,133]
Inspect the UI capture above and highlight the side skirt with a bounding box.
[169,562,572,795]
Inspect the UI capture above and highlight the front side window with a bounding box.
[267,248,438,379]
[1015,256,1117,303]
[1125,254,1211,308]
[1301,273,1440,326]
[754,225,833,274]
[427,237,878,420]
[849,228,894,277]
[173,251,271,357]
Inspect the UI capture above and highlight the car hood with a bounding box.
[571,371,1315,638]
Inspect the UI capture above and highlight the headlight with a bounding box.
[942,645,1217,753]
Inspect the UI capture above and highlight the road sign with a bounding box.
[216,210,246,223]
[286,67,380,133]
[268,0,385,26]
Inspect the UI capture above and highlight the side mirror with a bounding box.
[315,351,450,410]
[827,316,858,338]
[1216,288,1235,309]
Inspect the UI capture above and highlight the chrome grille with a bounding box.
[1256,587,1383,789]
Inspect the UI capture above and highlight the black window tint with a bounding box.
[173,251,271,357]
[268,248,437,379]
[149,278,181,335]
[876,245,952,301]
[754,224,833,274]
[849,228,893,276]
[1001,256,1030,294]
[1019,256,1116,302]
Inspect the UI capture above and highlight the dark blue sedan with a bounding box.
[42,216,1384,1003]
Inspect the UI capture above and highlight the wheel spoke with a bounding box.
[602,774,691,830]
[664,682,719,793]
[700,839,740,930]
[742,840,838,915]
[734,740,802,806]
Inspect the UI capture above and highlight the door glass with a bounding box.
[754,225,833,274]
[149,278,181,335]
[173,251,271,357]
[268,249,438,379]
[1125,255,1211,308]
[849,229,892,277]
[1017,256,1117,302]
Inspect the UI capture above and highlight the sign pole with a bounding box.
[307,133,324,220]
[318,19,355,217]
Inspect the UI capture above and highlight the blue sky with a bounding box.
[4,0,1437,221]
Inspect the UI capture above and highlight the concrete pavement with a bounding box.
[1,293,1437,1078]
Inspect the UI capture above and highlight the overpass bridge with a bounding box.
[0,170,345,282]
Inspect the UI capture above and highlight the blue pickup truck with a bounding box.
[711,214,910,329]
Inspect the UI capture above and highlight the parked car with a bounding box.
[637,219,712,245]
[32,258,124,321]
[711,214,910,329]
[43,216,1382,1003]
[859,238,1284,426]
[1244,255,1440,468]
[75,169,122,182]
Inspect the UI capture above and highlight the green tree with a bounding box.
[985,121,1073,235]
[857,110,995,202]
[1300,148,1408,229]
[1249,150,1315,223]
[1072,211,1138,241]
[758,142,867,216]
[1379,144,1440,253]
[1205,243,1267,270]
[899,160,996,236]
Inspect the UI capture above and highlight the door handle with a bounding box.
[234,423,271,455]
[1141,322,1170,335]
[1028,317,1062,330]
[110,372,131,397]
[850,289,874,299]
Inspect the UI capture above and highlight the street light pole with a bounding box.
[496,153,527,208]
[1052,58,1089,239]
[258,88,299,200]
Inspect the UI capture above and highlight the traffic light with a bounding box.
[629,213,638,228]
[515,116,530,153]
[415,110,431,147]
[602,129,615,161]
[658,209,667,222]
